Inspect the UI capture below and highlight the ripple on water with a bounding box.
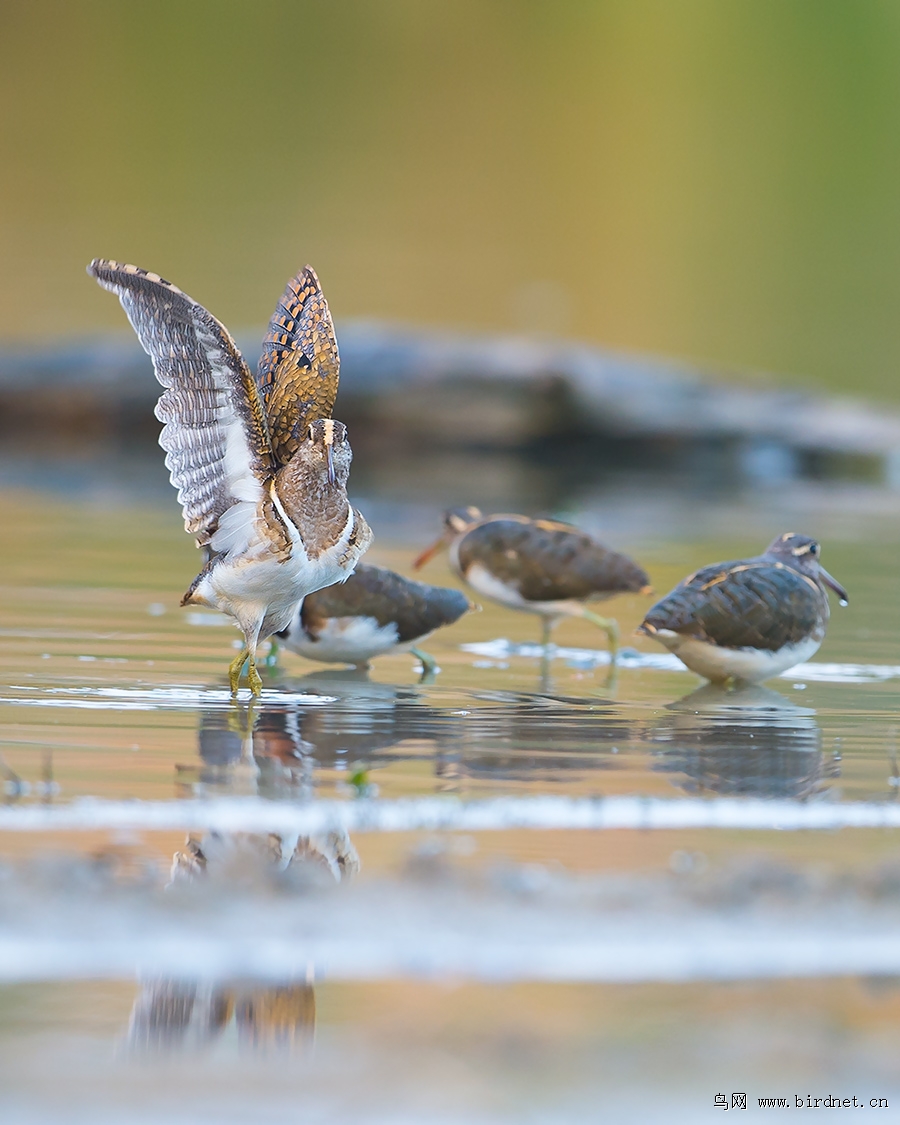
[461,639,900,683]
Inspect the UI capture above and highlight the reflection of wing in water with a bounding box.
[192,680,642,796]
[649,682,836,800]
[127,981,235,1052]
[128,806,357,1054]
[127,978,317,1054]
[169,827,360,886]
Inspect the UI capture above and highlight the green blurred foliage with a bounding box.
[1,0,900,398]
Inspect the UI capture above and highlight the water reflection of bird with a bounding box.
[129,793,358,1053]
[275,564,472,678]
[189,680,642,800]
[89,261,372,695]
[434,691,636,787]
[183,677,452,801]
[413,506,650,654]
[649,682,837,800]
[638,533,848,683]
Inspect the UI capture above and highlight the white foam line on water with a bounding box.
[4,930,900,984]
[462,640,900,683]
[0,685,336,711]
[2,794,900,834]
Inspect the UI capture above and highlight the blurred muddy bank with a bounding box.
[2,325,899,488]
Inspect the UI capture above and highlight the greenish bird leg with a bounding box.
[411,646,437,683]
[228,648,263,696]
[540,617,555,648]
[539,646,552,694]
[246,655,263,696]
[228,648,249,695]
[582,610,620,660]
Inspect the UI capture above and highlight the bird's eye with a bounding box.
[811,542,819,555]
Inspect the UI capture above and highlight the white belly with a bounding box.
[195,549,353,640]
[654,630,823,683]
[284,615,401,666]
[193,497,366,642]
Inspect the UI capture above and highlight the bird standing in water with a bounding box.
[276,563,472,677]
[413,507,650,654]
[637,533,847,683]
[89,260,372,695]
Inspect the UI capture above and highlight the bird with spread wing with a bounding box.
[88,260,372,694]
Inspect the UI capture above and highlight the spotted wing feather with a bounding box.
[256,267,340,466]
[458,519,649,602]
[88,260,273,546]
[641,560,826,651]
[300,565,470,643]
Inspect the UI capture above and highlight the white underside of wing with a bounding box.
[208,500,258,557]
[653,630,823,683]
[220,410,264,504]
[92,263,269,547]
[157,318,264,542]
[283,615,402,665]
[193,319,264,506]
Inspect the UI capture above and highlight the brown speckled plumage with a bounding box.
[88,259,371,694]
[455,515,649,602]
[639,534,843,652]
[413,506,649,653]
[273,419,359,559]
[256,268,340,466]
[298,564,470,644]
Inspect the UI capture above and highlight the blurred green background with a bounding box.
[2,0,900,398]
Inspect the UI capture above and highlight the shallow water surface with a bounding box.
[1,486,899,1122]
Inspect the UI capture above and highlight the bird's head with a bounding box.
[765,532,848,605]
[301,418,352,488]
[412,506,482,570]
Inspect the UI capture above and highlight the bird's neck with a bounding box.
[273,459,351,559]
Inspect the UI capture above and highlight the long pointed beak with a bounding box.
[412,533,450,571]
[820,566,848,605]
[325,439,335,485]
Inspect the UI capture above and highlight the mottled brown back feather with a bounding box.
[641,559,828,651]
[256,267,340,466]
[300,565,470,643]
[457,519,649,602]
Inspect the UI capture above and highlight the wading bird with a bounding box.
[89,260,372,694]
[413,507,650,654]
[276,563,472,676]
[637,533,847,683]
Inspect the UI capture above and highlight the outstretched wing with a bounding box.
[88,260,274,547]
[255,266,340,466]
